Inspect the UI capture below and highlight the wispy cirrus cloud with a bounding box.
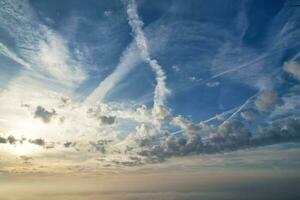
[0,0,87,87]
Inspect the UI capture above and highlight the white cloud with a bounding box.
[172,65,180,72]
[255,90,278,113]
[85,45,142,104]
[0,0,87,87]
[206,81,220,87]
[283,61,300,81]
[126,0,170,108]
[104,10,112,17]
[271,94,300,118]
[35,31,86,84]
[0,42,31,70]
[240,111,255,122]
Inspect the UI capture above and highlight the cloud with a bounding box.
[99,116,116,125]
[171,116,202,143]
[172,65,180,72]
[126,0,170,109]
[0,0,86,86]
[104,10,112,17]
[86,103,117,125]
[29,138,45,146]
[206,81,220,87]
[132,124,156,147]
[255,90,278,113]
[35,31,87,84]
[34,106,57,123]
[85,44,142,104]
[7,135,17,144]
[258,118,300,141]
[211,120,251,146]
[85,0,171,108]
[0,42,32,70]
[271,94,300,118]
[283,61,300,81]
[152,104,170,125]
[0,136,7,144]
[19,155,32,161]
[64,141,76,148]
[89,139,112,153]
[131,117,300,165]
[240,111,255,122]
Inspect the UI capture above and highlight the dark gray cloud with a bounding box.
[86,104,117,125]
[29,138,45,146]
[7,135,17,144]
[0,136,7,143]
[34,106,56,123]
[99,115,116,125]
[64,141,76,148]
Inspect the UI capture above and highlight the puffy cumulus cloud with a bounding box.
[258,118,300,140]
[240,111,255,122]
[87,103,117,125]
[283,61,300,81]
[210,120,251,147]
[0,136,7,144]
[29,138,45,146]
[171,116,202,143]
[64,141,76,148]
[133,124,156,147]
[87,103,110,117]
[7,135,17,144]
[34,106,57,123]
[129,117,300,165]
[134,104,152,122]
[255,90,278,113]
[152,104,170,125]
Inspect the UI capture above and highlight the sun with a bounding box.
[2,142,41,156]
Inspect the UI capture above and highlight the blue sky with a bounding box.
[0,0,300,199]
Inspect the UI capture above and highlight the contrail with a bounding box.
[126,0,170,108]
[85,45,141,104]
[224,93,257,122]
[211,42,300,79]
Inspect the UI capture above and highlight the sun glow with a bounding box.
[1,142,41,156]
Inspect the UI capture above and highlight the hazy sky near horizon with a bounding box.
[0,0,300,199]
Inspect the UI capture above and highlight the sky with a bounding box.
[0,0,300,199]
